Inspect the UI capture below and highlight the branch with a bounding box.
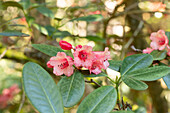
[17,92,25,113]
[85,79,101,87]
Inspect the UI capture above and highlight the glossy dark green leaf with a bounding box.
[150,50,167,60]
[163,73,170,89]
[57,71,85,107]
[81,35,105,42]
[110,111,134,113]
[0,30,29,37]
[165,31,170,45]
[125,66,170,81]
[122,77,148,90]
[37,6,54,18]
[77,86,117,113]
[70,14,103,22]
[32,44,64,56]
[120,54,153,77]
[108,60,122,71]
[2,1,23,10]
[22,62,64,113]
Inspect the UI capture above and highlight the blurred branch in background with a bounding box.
[0,0,170,112]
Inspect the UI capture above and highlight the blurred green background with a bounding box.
[0,0,170,113]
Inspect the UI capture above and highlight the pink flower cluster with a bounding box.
[47,41,110,77]
[143,30,170,56]
[0,84,20,109]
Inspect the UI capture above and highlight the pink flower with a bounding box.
[90,47,110,74]
[0,95,8,109]
[143,48,154,54]
[167,46,170,56]
[150,30,169,50]
[73,45,94,69]
[59,40,72,50]
[90,60,103,75]
[47,52,74,77]
[0,84,20,109]
[89,10,101,15]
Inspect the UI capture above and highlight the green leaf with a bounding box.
[125,66,170,81]
[77,86,117,113]
[32,44,64,56]
[2,1,23,10]
[45,25,71,38]
[22,62,64,113]
[33,24,48,35]
[120,54,153,77]
[163,73,170,89]
[82,35,105,42]
[165,31,170,45]
[110,111,134,113]
[150,50,167,60]
[57,71,85,107]
[70,14,103,22]
[108,60,122,71]
[19,0,31,9]
[122,77,148,90]
[26,16,35,26]
[36,6,54,18]
[0,17,22,28]
[52,30,71,39]
[9,24,26,27]
[0,30,29,37]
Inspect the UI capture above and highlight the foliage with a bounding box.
[0,0,170,113]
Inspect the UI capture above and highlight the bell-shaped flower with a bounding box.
[143,47,154,54]
[73,45,94,69]
[59,40,72,50]
[90,47,110,75]
[150,30,169,50]
[47,52,74,77]
[90,60,103,75]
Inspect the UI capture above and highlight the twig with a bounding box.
[124,21,144,50]
[85,79,101,87]
[17,92,25,113]
[129,14,154,31]
[0,44,31,60]
[0,48,8,59]
[121,97,125,110]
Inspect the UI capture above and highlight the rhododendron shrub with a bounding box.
[21,30,170,113]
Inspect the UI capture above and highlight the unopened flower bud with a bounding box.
[59,40,72,50]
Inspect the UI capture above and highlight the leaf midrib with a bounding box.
[127,66,169,77]
[122,55,148,76]
[32,65,56,113]
[123,77,147,89]
[65,72,75,105]
[89,87,113,113]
